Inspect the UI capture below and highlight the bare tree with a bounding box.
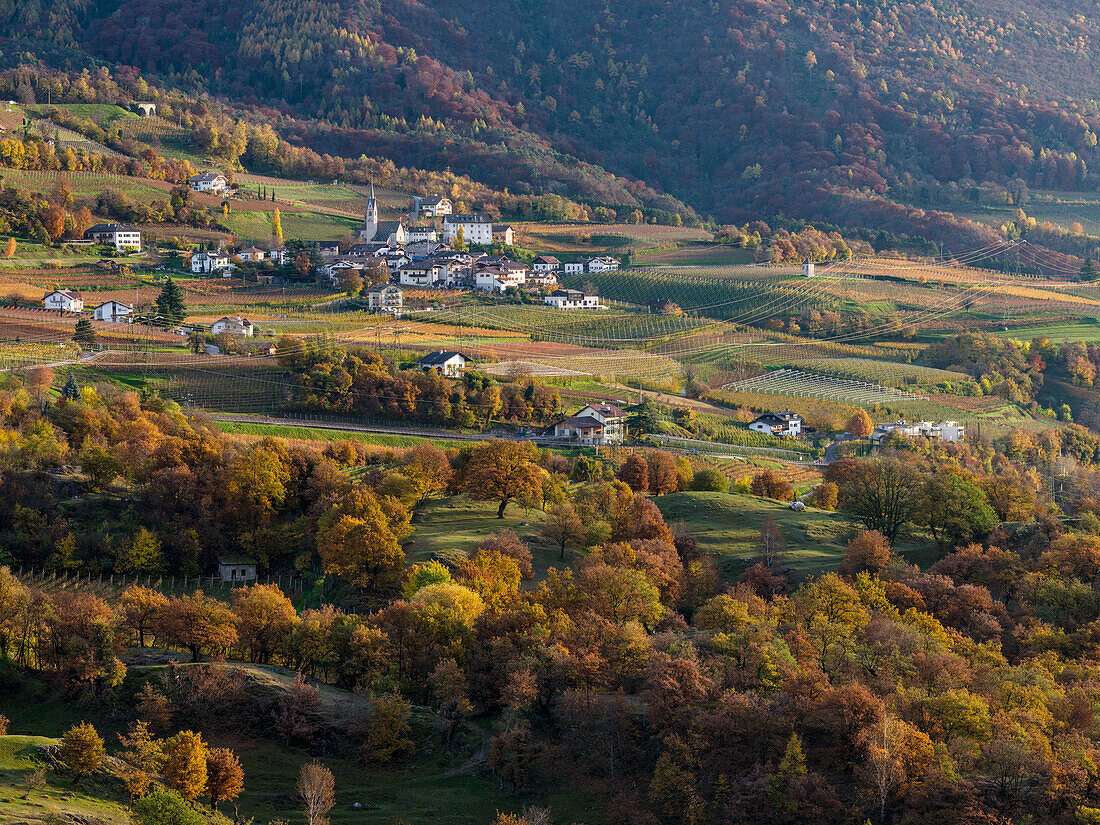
[297,761,335,825]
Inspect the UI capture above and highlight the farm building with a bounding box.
[43,290,83,312]
[93,300,133,323]
[749,411,803,437]
[419,351,468,377]
[218,556,258,583]
[211,315,255,336]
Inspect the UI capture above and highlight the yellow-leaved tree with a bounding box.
[161,730,208,800]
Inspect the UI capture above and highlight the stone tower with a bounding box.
[360,180,378,240]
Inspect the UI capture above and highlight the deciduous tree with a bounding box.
[204,747,244,811]
[298,761,335,825]
[161,592,238,662]
[462,440,542,518]
[161,730,208,801]
[59,722,104,779]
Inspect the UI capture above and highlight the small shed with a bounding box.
[218,556,258,584]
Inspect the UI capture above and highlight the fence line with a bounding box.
[13,567,302,596]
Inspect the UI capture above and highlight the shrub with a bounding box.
[690,468,729,492]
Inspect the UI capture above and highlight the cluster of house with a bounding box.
[870,419,966,443]
[44,289,135,323]
[316,186,617,300]
[189,245,292,276]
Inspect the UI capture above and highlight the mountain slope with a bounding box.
[6,0,1100,252]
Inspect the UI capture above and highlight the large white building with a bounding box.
[366,284,403,316]
[443,214,493,246]
[84,223,141,252]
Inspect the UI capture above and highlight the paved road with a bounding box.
[825,433,859,463]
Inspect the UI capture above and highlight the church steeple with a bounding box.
[361,179,378,240]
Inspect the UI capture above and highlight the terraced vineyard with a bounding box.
[789,357,973,389]
[725,368,925,405]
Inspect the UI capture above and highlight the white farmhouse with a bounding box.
[43,290,83,312]
[544,289,599,309]
[749,411,803,437]
[93,300,133,322]
[563,260,586,275]
[420,195,453,217]
[586,256,620,273]
[211,315,255,336]
[191,250,230,274]
[398,262,444,287]
[443,214,493,246]
[418,350,468,377]
[531,256,561,273]
[188,172,228,194]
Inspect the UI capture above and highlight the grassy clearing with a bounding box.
[221,208,360,242]
[0,733,132,825]
[215,420,474,449]
[0,662,597,825]
[656,491,937,581]
[406,495,557,574]
[991,321,1100,343]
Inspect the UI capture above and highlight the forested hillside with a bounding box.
[7,0,1100,252]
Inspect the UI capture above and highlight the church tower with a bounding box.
[360,180,378,240]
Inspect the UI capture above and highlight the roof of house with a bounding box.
[238,246,265,255]
[419,350,467,365]
[549,288,588,298]
[189,172,225,183]
[533,255,561,265]
[552,416,606,429]
[86,223,137,233]
[319,240,341,247]
[444,213,492,224]
[493,224,514,232]
[218,555,258,566]
[45,289,80,299]
[374,221,403,238]
[214,316,254,327]
[583,402,625,418]
[95,300,132,309]
[753,411,802,423]
[422,195,448,206]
